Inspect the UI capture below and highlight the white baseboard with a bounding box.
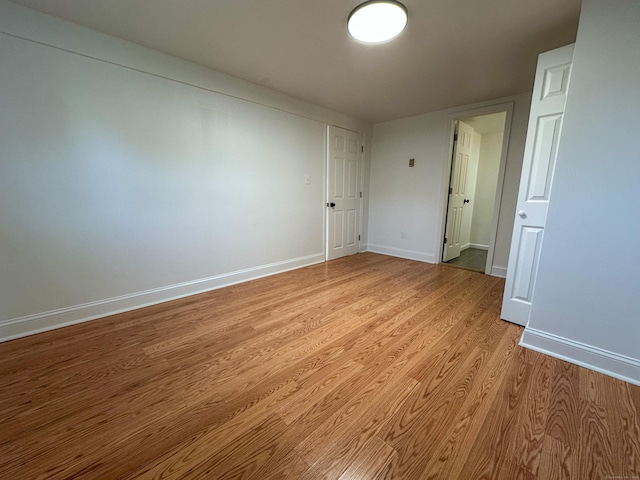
[490,265,507,278]
[461,243,489,251]
[0,253,325,343]
[366,244,436,264]
[520,327,640,387]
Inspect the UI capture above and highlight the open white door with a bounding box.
[443,121,474,262]
[327,126,360,261]
[501,44,574,326]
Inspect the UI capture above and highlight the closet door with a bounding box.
[501,44,574,326]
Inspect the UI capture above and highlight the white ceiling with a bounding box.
[9,0,582,124]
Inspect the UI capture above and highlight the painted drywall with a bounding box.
[470,132,504,248]
[460,131,481,250]
[523,0,640,383]
[0,2,371,340]
[0,2,370,136]
[367,93,531,269]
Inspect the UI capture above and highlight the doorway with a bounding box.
[442,110,510,273]
[326,125,362,261]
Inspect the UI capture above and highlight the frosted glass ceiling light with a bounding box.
[348,1,408,43]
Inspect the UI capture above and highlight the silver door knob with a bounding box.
[518,210,527,218]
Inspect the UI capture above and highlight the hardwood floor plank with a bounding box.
[416,323,523,479]
[259,449,311,480]
[455,346,537,479]
[275,360,365,425]
[538,434,573,480]
[336,437,396,480]
[375,339,501,479]
[0,253,638,479]
[576,397,618,479]
[133,413,289,480]
[545,360,582,449]
[621,382,640,475]
[295,369,419,478]
[591,372,640,477]
[506,351,556,476]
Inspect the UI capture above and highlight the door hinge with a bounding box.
[361,145,364,153]
[453,133,458,142]
[444,237,448,244]
[359,192,362,198]
[449,187,452,195]
[358,235,361,241]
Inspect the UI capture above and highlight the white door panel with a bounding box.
[327,126,360,261]
[501,44,574,326]
[512,227,543,299]
[443,121,474,262]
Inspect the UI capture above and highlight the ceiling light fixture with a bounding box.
[348,1,408,44]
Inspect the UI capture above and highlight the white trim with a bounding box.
[520,328,640,387]
[358,132,365,253]
[324,125,330,261]
[490,265,507,278]
[0,253,324,343]
[367,244,435,263]
[468,243,489,250]
[483,107,514,276]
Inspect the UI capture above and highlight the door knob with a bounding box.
[518,210,527,218]
[463,199,470,204]
[327,202,336,208]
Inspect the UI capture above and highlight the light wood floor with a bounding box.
[1,253,639,479]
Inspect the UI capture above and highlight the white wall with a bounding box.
[460,131,481,250]
[470,132,504,248]
[522,0,640,385]
[0,1,371,341]
[368,93,531,271]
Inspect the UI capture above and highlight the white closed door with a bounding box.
[443,121,474,262]
[501,44,574,326]
[327,126,360,261]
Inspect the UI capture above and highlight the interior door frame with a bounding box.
[325,124,364,261]
[437,101,515,275]
[357,135,366,253]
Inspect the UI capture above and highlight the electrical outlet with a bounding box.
[304,174,310,185]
